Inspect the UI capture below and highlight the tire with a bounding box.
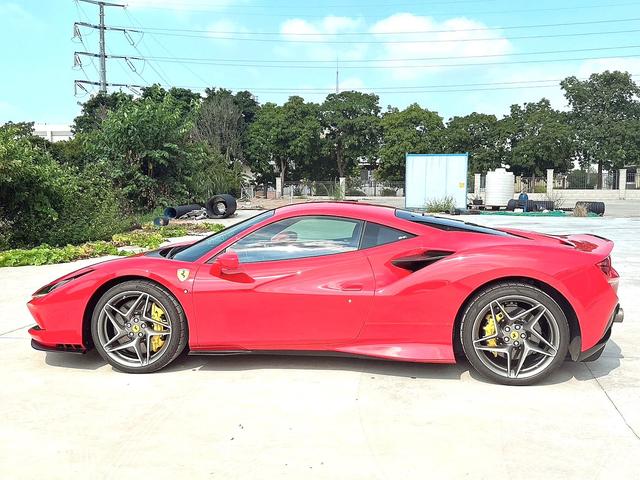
[91,280,188,373]
[506,199,517,211]
[460,282,569,386]
[206,194,237,219]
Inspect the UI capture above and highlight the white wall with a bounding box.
[32,123,72,143]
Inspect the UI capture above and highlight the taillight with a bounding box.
[598,256,619,292]
[598,256,612,276]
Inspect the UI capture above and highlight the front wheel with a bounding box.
[461,282,569,386]
[91,280,188,373]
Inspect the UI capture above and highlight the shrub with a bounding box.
[573,204,588,217]
[0,242,124,267]
[380,187,397,196]
[425,196,455,213]
[346,188,366,196]
[0,125,129,248]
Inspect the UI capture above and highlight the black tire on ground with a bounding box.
[206,194,237,219]
[91,280,188,374]
[460,282,570,386]
[506,199,517,211]
[164,204,202,219]
[576,201,605,216]
[533,200,555,211]
[154,216,170,227]
[526,200,538,212]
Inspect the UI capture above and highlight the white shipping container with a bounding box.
[405,153,469,209]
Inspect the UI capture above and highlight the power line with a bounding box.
[97,26,640,44]
[105,73,639,94]
[109,44,640,66]
[101,52,640,70]
[109,16,640,36]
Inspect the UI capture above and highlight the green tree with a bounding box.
[246,97,323,189]
[0,124,125,248]
[500,99,573,176]
[445,113,503,174]
[561,71,640,186]
[320,91,381,177]
[377,103,445,181]
[87,94,201,210]
[194,93,244,163]
[72,91,133,133]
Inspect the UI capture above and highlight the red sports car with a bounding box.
[27,202,623,385]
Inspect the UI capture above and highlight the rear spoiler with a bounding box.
[556,234,614,258]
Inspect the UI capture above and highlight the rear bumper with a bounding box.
[574,305,622,362]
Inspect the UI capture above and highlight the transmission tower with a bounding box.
[74,0,126,94]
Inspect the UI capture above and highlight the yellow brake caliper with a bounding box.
[482,311,504,357]
[150,303,166,352]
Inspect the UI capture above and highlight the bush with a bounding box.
[346,188,366,196]
[425,196,455,213]
[0,242,123,267]
[380,187,397,196]
[0,125,130,248]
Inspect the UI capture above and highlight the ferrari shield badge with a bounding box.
[177,269,190,282]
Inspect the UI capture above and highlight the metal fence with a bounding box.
[515,176,547,194]
[626,171,638,189]
[553,170,619,190]
[346,180,404,197]
[283,181,341,198]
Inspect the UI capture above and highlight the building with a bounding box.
[32,123,73,143]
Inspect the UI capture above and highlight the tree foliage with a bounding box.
[377,103,445,181]
[561,71,640,184]
[320,91,381,177]
[500,99,573,176]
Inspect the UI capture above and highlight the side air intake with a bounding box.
[391,250,454,272]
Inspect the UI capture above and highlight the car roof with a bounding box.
[274,201,397,222]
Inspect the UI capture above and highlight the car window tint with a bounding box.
[361,222,414,249]
[230,216,363,263]
[172,210,274,262]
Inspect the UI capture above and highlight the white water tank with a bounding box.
[485,168,514,207]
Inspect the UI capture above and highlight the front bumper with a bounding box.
[574,305,623,362]
[28,325,86,354]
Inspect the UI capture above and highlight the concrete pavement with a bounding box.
[1,213,638,479]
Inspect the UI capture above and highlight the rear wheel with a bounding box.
[91,280,188,373]
[461,282,569,385]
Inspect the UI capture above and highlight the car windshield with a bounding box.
[172,210,274,262]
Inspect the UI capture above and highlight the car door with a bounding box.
[191,215,375,348]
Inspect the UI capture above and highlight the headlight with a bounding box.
[32,270,92,298]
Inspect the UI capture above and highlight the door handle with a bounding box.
[340,282,363,291]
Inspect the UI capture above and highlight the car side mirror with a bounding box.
[215,250,240,273]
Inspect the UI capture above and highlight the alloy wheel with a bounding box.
[96,291,172,368]
[471,295,560,380]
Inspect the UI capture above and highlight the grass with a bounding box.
[425,196,455,213]
[0,222,225,268]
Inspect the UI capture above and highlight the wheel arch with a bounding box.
[82,275,189,349]
[451,276,581,361]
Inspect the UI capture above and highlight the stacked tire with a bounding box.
[206,194,237,219]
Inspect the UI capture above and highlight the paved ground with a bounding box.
[1,211,639,479]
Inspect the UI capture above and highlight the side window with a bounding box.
[229,216,364,263]
[360,222,414,249]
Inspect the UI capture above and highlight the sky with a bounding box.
[1,0,640,124]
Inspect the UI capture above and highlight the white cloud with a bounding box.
[0,2,42,28]
[369,13,512,80]
[278,16,368,62]
[207,19,247,42]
